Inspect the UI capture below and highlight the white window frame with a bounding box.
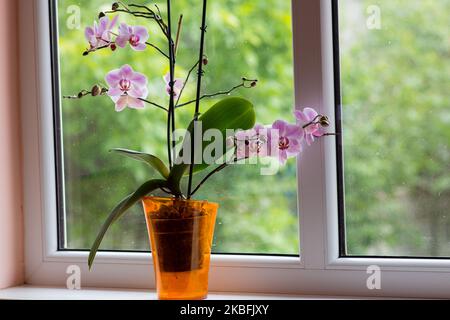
[20,0,450,298]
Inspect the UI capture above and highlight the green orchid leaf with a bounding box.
[88,179,167,269]
[111,148,170,179]
[168,97,256,191]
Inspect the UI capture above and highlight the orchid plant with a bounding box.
[65,1,331,268]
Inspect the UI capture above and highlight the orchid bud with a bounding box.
[91,85,101,97]
[319,116,330,127]
[77,92,84,99]
[110,43,117,51]
[250,81,257,87]
[112,2,119,11]
[98,12,106,18]
[202,56,209,65]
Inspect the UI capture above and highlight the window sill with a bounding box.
[0,286,367,300]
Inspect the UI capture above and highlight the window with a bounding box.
[21,0,450,298]
[54,0,298,255]
[336,0,450,257]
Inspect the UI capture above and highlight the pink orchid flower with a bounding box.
[163,73,184,98]
[105,65,148,112]
[294,107,325,146]
[116,23,149,51]
[267,120,304,165]
[85,16,118,49]
[235,124,268,159]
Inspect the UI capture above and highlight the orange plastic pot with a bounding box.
[142,196,218,300]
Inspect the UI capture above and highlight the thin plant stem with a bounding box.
[177,83,244,109]
[190,163,228,196]
[105,9,152,18]
[145,42,169,59]
[106,2,169,39]
[106,30,169,59]
[190,157,245,197]
[166,0,176,170]
[128,3,152,12]
[302,115,322,129]
[63,90,168,112]
[187,0,208,199]
[84,39,168,59]
[176,79,257,109]
[153,4,169,36]
[138,98,168,112]
[175,60,200,106]
[83,43,111,55]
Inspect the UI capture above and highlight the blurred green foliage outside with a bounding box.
[340,0,450,256]
[58,0,299,254]
[57,0,450,257]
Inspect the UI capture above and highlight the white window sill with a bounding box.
[0,286,370,300]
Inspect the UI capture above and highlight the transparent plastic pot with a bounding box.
[142,196,218,300]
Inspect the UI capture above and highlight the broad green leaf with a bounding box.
[168,97,256,191]
[111,148,170,179]
[88,179,167,269]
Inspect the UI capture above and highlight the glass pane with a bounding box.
[55,0,298,254]
[338,0,450,256]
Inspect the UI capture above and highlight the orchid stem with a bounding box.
[187,0,208,199]
[190,157,245,197]
[138,98,168,112]
[63,90,169,112]
[106,31,168,59]
[302,115,322,129]
[106,2,170,39]
[190,163,228,197]
[62,89,168,112]
[128,3,152,12]
[144,42,170,59]
[176,79,257,109]
[167,0,176,170]
[175,60,200,106]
